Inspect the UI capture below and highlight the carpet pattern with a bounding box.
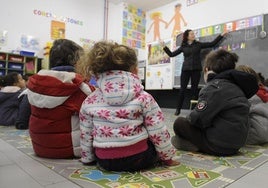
[1,108,268,188]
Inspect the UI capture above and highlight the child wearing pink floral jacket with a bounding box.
[78,41,179,171]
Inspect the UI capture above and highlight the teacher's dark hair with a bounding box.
[181,29,193,46]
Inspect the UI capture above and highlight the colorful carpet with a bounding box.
[1,109,268,188]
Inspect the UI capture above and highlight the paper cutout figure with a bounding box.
[147,12,168,41]
[166,3,187,37]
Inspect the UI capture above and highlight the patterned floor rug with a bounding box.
[1,108,268,188]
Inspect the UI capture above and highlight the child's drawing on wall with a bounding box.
[166,3,187,37]
[148,41,170,65]
[147,12,168,41]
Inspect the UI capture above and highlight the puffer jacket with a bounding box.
[189,70,258,151]
[246,94,268,145]
[80,70,176,164]
[28,69,94,158]
[0,86,23,125]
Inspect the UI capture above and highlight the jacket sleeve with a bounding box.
[200,34,224,48]
[163,46,182,57]
[142,94,176,161]
[247,102,268,144]
[189,84,224,129]
[15,94,31,129]
[79,101,95,164]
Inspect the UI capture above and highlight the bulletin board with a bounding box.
[145,39,174,90]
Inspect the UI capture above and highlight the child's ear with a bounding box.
[130,65,138,75]
[132,67,138,75]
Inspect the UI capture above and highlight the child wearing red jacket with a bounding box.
[27,39,95,158]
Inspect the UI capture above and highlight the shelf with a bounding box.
[0,52,38,76]
[0,54,6,61]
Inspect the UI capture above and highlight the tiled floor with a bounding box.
[0,138,81,188]
[0,109,268,188]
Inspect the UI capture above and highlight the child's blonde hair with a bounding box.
[78,41,137,79]
[150,12,162,19]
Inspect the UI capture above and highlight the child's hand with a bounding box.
[221,30,229,37]
[165,23,169,29]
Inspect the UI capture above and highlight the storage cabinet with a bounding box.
[0,52,37,76]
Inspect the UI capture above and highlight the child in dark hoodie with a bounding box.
[172,49,258,156]
[0,72,26,126]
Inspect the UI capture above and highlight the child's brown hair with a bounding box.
[0,72,20,87]
[204,49,238,73]
[78,41,137,79]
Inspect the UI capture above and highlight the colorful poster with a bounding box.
[147,41,170,65]
[51,20,65,40]
[145,39,174,90]
[213,24,224,34]
[20,35,40,52]
[201,26,213,37]
[80,38,95,50]
[122,4,146,49]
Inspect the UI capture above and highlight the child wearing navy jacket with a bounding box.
[0,72,26,126]
[172,49,258,156]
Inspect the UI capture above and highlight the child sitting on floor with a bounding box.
[27,39,95,158]
[172,49,258,156]
[0,72,26,126]
[236,65,268,145]
[78,41,179,171]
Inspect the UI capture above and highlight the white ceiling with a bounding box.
[109,0,177,11]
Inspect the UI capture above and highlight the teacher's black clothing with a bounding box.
[163,34,224,113]
[163,35,224,71]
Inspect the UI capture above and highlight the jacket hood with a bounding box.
[208,69,258,99]
[0,86,21,102]
[28,69,91,108]
[96,70,143,105]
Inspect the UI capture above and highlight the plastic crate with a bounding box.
[8,62,24,70]
[7,70,23,75]
[8,55,23,62]
[0,61,6,68]
[0,53,6,60]
[20,51,35,57]
[0,69,6,76]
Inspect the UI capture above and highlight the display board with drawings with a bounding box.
[145,39,174,90]
[174,14,268,87]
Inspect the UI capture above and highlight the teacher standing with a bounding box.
[161,29,228,115]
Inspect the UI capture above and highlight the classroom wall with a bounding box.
[107,2,124,44]
[0,0,105,57]
[106,0,268,66]
[146,0,268,42]
[144,0,268,89]
[107,1,147,61]
[1,0,267,61]
[143,0,268,106]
